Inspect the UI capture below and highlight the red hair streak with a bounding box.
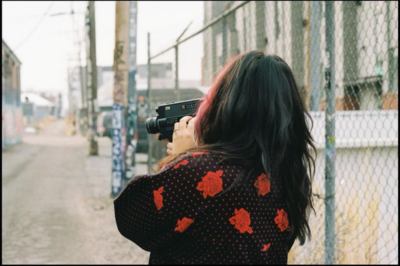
[195,55,241,143]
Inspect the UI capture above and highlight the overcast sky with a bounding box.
[2,1,204,111]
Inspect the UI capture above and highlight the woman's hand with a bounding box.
[166,116,197,155]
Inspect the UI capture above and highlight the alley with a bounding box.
[2,119,150,264]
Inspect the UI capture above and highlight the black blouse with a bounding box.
[114,152,291,264]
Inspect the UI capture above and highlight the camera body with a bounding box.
[146,98,202,142]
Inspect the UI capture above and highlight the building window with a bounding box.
[151,70,159,78]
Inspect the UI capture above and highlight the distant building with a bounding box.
[92,62,202,110]
[21,92,56,129]
[2,40,22,147]
[69,65,114,133]
[39,92,62,118]
[202,1,398,111]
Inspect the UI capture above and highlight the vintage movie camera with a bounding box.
[145,98,202,142]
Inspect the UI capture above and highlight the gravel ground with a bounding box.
[2,119,150,264]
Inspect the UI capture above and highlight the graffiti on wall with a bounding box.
[111,103,124,195]
[2,105,23,147]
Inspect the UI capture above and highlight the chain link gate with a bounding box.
[146,1,398,264]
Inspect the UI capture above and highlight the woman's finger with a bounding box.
[179,116,192,131]
[187,117,196,132]
[166,143,173,155]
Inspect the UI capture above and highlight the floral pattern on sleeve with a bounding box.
[153,186,164,211]
[261,243,271,251]
[191,151,210,157]
[173,159,189,169]
[254,173,271,196]
[196,170,224,199]
[174,217,194,233]
[229,208,253,234]
[274,209,290,232]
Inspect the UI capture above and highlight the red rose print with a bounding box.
[196,170,223,199]
[229,208,253,234]
[174,217,194,233]
[261,243,271,251]
[153,186,164,210]
[254,173,271,196]
[173,159,189,169]
[274,209,290,232]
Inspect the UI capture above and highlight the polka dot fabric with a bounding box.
[114,152,291,264]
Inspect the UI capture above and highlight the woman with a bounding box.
[114,51,316,264]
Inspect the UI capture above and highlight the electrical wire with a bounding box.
[14,1,55,51]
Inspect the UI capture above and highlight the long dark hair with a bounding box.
[159,51,317,247]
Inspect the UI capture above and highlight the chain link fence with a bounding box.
[146,1,398,264]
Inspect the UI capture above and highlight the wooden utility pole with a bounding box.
[111,1,130,196]
[88,1,98,155]
[71,2,88,135]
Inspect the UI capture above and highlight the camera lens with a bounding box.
[145,117,159,134]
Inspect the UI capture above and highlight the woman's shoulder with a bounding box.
[157,151,219,173]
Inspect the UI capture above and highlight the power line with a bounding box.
[14,1,55,51]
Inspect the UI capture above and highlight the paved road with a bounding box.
[2,119,150,264]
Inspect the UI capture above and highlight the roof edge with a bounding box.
[2,39,22,65]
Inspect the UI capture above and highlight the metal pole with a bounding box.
[310,1,322,111]
[67,67,74,135]
[78,66,88,135]
[305,1,310,110]
[124,1,138,187]
[222,16,227,66]
[147,33,151,100]
[174,21,192,102]
[88,1,98,155]
[147,32,152,174]
[111,1,130,196]
[324,1,336,264]
[386,2,393,92]
[84,6,92,142]
[175,45,180,101]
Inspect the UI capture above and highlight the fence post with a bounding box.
[147,32,152,174]
[174,21,192,102]
[84,6,92,142]
[222,16,228,66]
[310,1,322,111]
[175,45,180,101]
[324,1,336,264]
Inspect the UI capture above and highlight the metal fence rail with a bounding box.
[147,1,398,264]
